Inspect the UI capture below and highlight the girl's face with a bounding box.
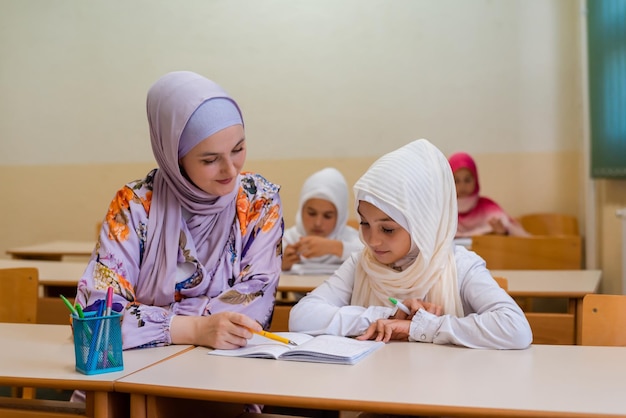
[357,200,411,265]
[179,125,246,196]
[301,198,338,237]
[453,168,476,198]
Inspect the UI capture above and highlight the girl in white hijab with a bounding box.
[289,139,532,349]
[282,167,363,274]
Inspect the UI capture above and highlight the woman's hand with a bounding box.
[170,311,262,349]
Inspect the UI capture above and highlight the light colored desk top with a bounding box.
[6,240,95,260]
[115,342,626,417]
[279,270,602,298]
[0,323,192,391]
[491,269,602,298]
[0,259,87,286]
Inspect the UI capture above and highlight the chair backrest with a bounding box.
[471,235,582,269]
[0,268,38,323]
[581,294,626,346]
[492,276,509,291]
[518,213,579,236]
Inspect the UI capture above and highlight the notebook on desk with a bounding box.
[207,332,384,365]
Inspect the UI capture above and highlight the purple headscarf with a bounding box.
[137,71,244,306]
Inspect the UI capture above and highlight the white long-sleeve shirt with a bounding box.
[289,246,532,350]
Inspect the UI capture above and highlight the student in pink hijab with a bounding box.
[448,152,529,238]
[76,71,284,353]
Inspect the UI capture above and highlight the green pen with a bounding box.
[75,303,85,319]
[60,295,78,317]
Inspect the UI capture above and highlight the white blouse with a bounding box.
[289,246,532,350]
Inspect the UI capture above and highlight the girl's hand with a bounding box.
[356,319,411,342]
[489,217,508,235]
[282,243,301,270]
[171,311,262,349]
[402,299,444,317]
[297,236,342,258]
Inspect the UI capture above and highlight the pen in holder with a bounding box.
[72,311,123,375]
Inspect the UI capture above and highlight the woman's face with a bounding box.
[301,198,338,237]
[357,200,411,265]
[179,124,246,196]
[453,168,476,198]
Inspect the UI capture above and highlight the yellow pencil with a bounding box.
[252,329,298,346]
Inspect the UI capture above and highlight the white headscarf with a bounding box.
[351,139,464,317]
[283,167,351,265]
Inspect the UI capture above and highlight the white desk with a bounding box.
[0,323,192,418]
[6,240,95,261]
[115,342,626,417]
[278,270,602,345]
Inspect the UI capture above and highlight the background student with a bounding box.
[448,151,529,238]
[282,167,363,274]
[289,139,532,350]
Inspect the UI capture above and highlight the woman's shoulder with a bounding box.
[240,172,280,200]
[125,168,157,198]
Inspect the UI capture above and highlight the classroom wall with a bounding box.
[3,0,622,292]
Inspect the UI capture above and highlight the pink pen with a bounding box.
[105,286,113,316]
[102,286,114,368]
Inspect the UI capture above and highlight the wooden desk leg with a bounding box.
[87,391,129,418]
[574,298,583,345]
[130,394,147,418]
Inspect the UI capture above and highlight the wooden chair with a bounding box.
[518,213,579,236]
[492,276,508,291]
[0,267,38,324]
[471,234,582,270]
[581,294,626,346]
[0,267,39,399]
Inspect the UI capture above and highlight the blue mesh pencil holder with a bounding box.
[72,312,124,375]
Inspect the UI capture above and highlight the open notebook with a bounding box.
[208,332,384,365]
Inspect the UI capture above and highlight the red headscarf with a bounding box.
[448,152,527,237]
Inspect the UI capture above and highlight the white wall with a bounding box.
[0,0,582,166]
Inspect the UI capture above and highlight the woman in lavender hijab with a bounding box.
[75,71,283,357]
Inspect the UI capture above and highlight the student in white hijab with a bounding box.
[282,167,363,274]
[289,139,532,349]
